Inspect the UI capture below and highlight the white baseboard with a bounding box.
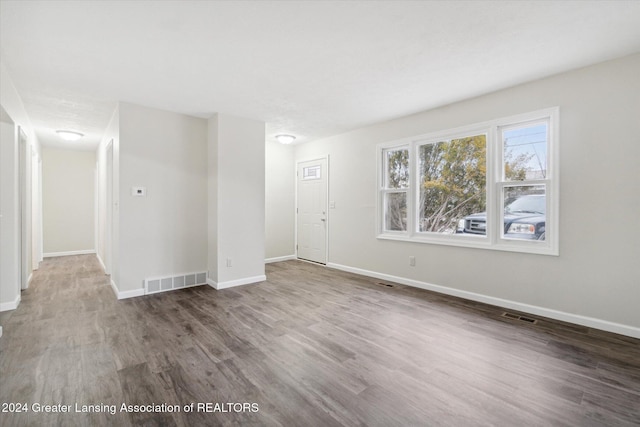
[109,278,144,300]
[96,254,106,272]
[0,293,21,312]
[207,275,267,290]
[44,249,96,258]
[265,255,296,264]
[327,262,640,339]
[109,278,118,298]
[118,288,145,299]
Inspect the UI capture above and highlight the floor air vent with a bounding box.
[502,312,538,325]
[375,282,395,288]
[145,271,207,295]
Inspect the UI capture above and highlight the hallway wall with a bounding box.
[1,65,42,311]
[42,148,96,256]
[117,102,208,294]
[265,140,295,261]
[0,117,20,311]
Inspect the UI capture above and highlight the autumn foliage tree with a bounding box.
[385,135,531,233]
[419,135,486,232]
[384,149,409,231]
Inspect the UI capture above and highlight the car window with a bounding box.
[505,196,545,214]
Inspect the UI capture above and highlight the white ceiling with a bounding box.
[1,1,640,150]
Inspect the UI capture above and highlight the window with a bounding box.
[377,107,559,255]
[302,165,322,180]
[381,147,409,232]
[417,134,487,234]
[499,121,549,242]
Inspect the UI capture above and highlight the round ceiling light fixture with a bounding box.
[56,130,84,141]
[275,134,296,145]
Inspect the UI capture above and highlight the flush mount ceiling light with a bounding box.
[275,134,296,145]
[56,130,84,141]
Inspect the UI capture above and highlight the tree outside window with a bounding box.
[418,135,486,233]
[382,148,408,232]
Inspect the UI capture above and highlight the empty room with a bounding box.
[1,1,639,426]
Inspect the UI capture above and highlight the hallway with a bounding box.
[0,255,133,425]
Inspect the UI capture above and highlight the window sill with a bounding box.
[377,233,558,256]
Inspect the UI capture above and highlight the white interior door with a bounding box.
[297,158,327,264]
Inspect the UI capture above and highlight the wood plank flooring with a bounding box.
[1,254,639,426]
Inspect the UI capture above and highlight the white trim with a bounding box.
[117,288,145,300]
[96,253,106,272]
[94,160,97,267]
[377,233,555,256]
[109,279,118,298]
[43,249,96,258]
[327,262,640,339]
[109,278,144,300]
[265,255,296,263]
[0,293,21,312]
[207,275,266,290]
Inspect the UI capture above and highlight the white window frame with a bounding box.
[377,107,559,256]
[379,144,410,235]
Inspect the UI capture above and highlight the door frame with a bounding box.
[104,139,114,275]
[31,150,41,271]
[295,155,329,264]
[18,126,30,290]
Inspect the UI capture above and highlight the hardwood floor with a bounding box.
[1,255,639,426]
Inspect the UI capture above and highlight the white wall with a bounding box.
[207,116,219,282]
[96,107,119,279]
[42,148,96,255]
[208,113,266,287]
[0,115,20,311]
[117,102,207,294]
[0,64,40,157]
[265,140,295,260]
[99,105,265,296]
[1,64,41,310]
[292,53,640,337]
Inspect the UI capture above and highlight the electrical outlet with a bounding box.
[226,258,232,267]
[409,256,416,267]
